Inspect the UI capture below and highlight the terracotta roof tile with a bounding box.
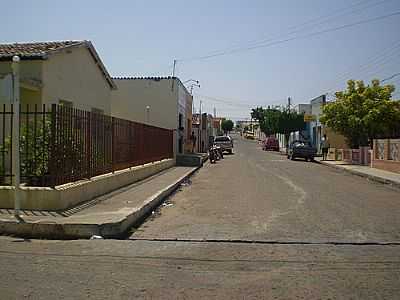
[0,41,84,59]
[112,76,176,80]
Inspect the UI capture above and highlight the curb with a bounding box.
[0,166,201,239]
[315,160,400,189]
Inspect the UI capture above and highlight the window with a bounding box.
[179,113,183,130]
[215,136,230,142]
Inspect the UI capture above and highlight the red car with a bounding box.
[262,137,279,151]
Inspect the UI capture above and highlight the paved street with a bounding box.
[1,135,399,299]
[133,135,400,243]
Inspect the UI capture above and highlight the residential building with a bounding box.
[192,113,215,152]
[111,76,192,155]
[309,95,326,152]
[309,94,348,152]
[185,94,193,153]
[0,41,115,113]
[290,104,312,142]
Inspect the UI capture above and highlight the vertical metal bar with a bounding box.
[41,104,46,186]
[33,104,37,183]
[1,104,5,183]
[68,106,72,182]
[49,104,56,187]
[24,104,29,184]
[111,117,114,172]
[61,105,65,185]
[10,104,13,183]
[74,108,78,181]
[88,110,92,178]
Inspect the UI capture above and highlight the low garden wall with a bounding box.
[328,147,371,166]
[0,158,175,211]
[371,139,400,174]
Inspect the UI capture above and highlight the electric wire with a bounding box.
[179,9,400,62]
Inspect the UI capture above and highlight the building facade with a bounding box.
[0,41,115,113]
[111,76,192,155]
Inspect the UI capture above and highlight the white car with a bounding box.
[214,136,233,154]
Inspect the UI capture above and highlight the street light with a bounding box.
[11,55,22,221]
[183,79,199,85]
[183,79,200,95]
[188,83,200,95]
[146,105,150,123]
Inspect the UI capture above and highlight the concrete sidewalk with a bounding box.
[315,157,400,189]
[0,166,199,239]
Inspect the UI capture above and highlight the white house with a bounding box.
[111,76,192,154]
[0,40,116,113]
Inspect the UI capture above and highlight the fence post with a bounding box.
[384,139,390,160]
[111,117,115,172]
[11,56,21,217]
[49,104,57,187]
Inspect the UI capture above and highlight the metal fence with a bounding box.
[0,104,174,187]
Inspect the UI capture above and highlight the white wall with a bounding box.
[41,46,112,114]
[111,78,178,130]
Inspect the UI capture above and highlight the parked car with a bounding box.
[214,136,233,154]
[262,137,279,151]
[288,140,317,161]
[244,131,255,139]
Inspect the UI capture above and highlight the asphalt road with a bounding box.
[132,134,400,243]
[0,135,399,299]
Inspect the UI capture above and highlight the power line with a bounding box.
[325,39,400,91]
[232,0,389,52]
[382,72,400,83]
[180,9,400,62]
[195,93,286,108]
[181,0,386,62]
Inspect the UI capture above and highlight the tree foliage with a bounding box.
[221,119,234,134]
[320,79,400,148]
[251,106,305,138]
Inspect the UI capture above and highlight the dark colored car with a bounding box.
[262,137,279,151]
[214,136,233,154]
[288,140,317,161]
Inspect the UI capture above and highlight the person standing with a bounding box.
[190,131,197,153]
[321,134,330,161]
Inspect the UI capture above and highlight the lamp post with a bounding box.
[146,105,150,123]
[183,79,199,85]
[11,55,21,220]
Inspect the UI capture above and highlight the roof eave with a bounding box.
[84,41,117,90]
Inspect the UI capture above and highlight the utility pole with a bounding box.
[11,56,21,220]
[287,97,291,111]
[171,59,177,91]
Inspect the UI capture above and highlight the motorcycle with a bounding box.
[215,145,224,159]
[209,145,217,163]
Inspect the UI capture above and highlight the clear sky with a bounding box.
[1,0,399,120]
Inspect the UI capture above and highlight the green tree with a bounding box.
[221,119,234,134]
[251,106,305,146]
[251,107,265,123]
[275,109,305,151]
[320,79,400,148]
